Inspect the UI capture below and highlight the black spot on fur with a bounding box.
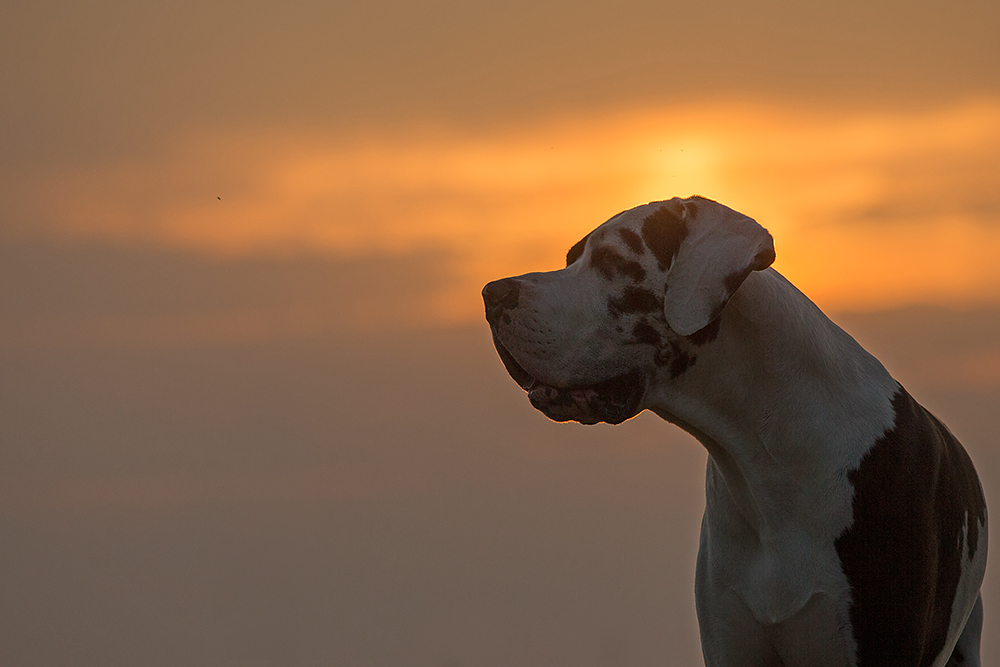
[654,341,695,378]
[618,228,646,255]
[835,387,987,667]
[590,246,646,282]
[632,321,661,345]
[609,286,660,317]
[566,232,592,266]
[669,348,695,378]
[685,317,722,346]
[623,263,646,283]
[641,203,688,270]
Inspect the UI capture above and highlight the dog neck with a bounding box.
[648,268,899,538]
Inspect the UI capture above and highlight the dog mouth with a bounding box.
[491,333,646,425]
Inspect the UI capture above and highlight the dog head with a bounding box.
[482,196,774,425]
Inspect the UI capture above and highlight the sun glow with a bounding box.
[11,99,1000,326]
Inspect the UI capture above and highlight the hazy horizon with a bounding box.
[2,238,999,665]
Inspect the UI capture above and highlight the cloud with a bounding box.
[5,99,1000,322]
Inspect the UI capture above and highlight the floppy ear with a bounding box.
[662,197,775,336]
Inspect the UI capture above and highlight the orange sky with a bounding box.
[3,0,1000,339]
[7,98,1000,330]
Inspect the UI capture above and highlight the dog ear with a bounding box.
[662,197,775,336]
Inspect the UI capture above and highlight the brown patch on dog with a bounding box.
[609,285,660,317]
[618,228,646,255]
[654,341,696,378]
[641,203,688,270]
[632,321,662,346]
[835,388,987,667]
[590,246,646,283]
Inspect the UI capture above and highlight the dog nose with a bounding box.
[482,278,521,322]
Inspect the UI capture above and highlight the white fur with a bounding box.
[667,269,898,665]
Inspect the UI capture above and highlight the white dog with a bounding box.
[483,196,987,667]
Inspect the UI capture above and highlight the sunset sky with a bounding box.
[2,0,1000,664]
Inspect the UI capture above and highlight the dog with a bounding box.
[482,196,987,667]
